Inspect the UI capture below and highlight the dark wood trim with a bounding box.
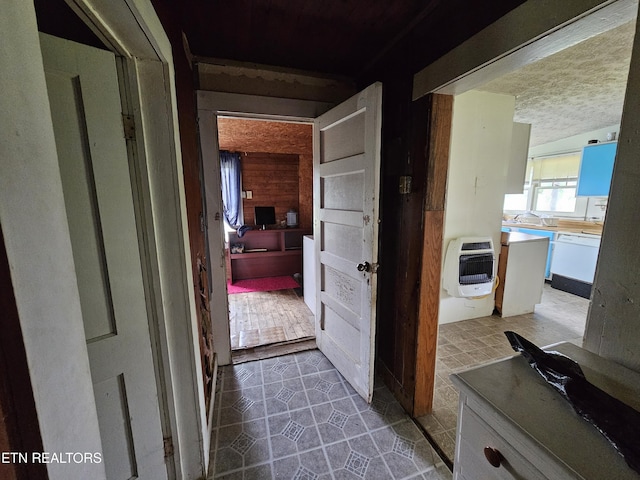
[413,94,453,416]
[0,228,47,480]
[424,95,453,211]
[414,210,445,415]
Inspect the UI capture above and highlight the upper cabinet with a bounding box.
[577,142,617,196]
[505,122,532,194]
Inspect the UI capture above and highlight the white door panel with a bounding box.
[314,82,382,402]
[41,33,166,480]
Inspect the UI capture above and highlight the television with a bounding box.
[254,206,276,229]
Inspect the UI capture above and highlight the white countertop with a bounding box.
[502,231,550,245]
[451,342,640,479]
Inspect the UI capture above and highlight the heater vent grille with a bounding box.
[461,241,491,251]
[443,237,496,298]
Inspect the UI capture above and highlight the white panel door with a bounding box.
[40,33,167,480]
[314,82,382,402]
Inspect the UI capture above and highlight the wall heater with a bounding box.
[443,237,495,298]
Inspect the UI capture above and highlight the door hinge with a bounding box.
[122,114,135,140]
[399,176,412,194]
[163,436,174,458]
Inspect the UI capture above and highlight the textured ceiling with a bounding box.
[479,20,636,147]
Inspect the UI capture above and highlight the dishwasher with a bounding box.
[550,232,601,298]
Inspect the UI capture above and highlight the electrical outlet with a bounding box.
[246,191,253,199]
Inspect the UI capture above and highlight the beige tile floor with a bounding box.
[416,284,589,463]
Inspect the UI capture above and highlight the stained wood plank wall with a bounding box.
[376,77,427,413]
[218,118,313,229]
[375,81,452,417]
[241,153,300,227]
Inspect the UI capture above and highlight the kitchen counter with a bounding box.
[502,218,603,236]
[501,231,549,245]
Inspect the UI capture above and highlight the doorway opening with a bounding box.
[416,12,636,464]
[215,117,316,360]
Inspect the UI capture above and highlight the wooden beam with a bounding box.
[424,95,453,211]
[413,94,453,416]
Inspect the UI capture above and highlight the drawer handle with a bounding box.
[483,446,503,468]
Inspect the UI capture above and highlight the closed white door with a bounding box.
[40,33,167,479]
[313,82,383,402]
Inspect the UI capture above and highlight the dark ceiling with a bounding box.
[35,0,526,84]
[177,0,526,81]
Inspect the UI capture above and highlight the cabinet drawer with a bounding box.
[457,407,546,480]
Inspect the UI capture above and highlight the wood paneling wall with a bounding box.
[240,153,300,227]
[376,76,427,413]
[375,79,452,416]
[218,118,313,229]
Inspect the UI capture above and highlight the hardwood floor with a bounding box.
[228,288,315,358]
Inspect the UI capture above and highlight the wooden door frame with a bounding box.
[69,2,213,476]
[411,0,633,415]
[197,90,333,366]
[2,1,209,478]
[413,94,453,416]
[66,2,213,476]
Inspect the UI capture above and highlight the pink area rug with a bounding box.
[227,275,300,294]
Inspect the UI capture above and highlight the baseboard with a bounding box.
[551,274,592,299]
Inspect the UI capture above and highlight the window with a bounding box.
[504,152,592,217]
[533,179,577,213]
[503,189,529,211]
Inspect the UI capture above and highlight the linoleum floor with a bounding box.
[416,284,589,463]
[208,350,452,479]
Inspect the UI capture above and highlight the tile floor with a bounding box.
[229,288,315,350]
[209,349,452,479]
[417,284,589,463]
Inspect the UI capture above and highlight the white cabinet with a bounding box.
[451,343,640,480]
[505,122,532,194]
[495,231,548,317]
[550,232,601,298]
[551,233,601,283]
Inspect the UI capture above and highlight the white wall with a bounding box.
[439,90,515,324]
[528,123,620,158]
[584,14,640,373]
[0,2,106,479]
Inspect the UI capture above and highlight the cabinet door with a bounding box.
[577,142,617,196]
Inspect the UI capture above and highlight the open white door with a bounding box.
[40,33,167,479]
[314,82,382,403]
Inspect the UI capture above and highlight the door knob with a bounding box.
[357,261,371,272]
[483,446,503,468]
